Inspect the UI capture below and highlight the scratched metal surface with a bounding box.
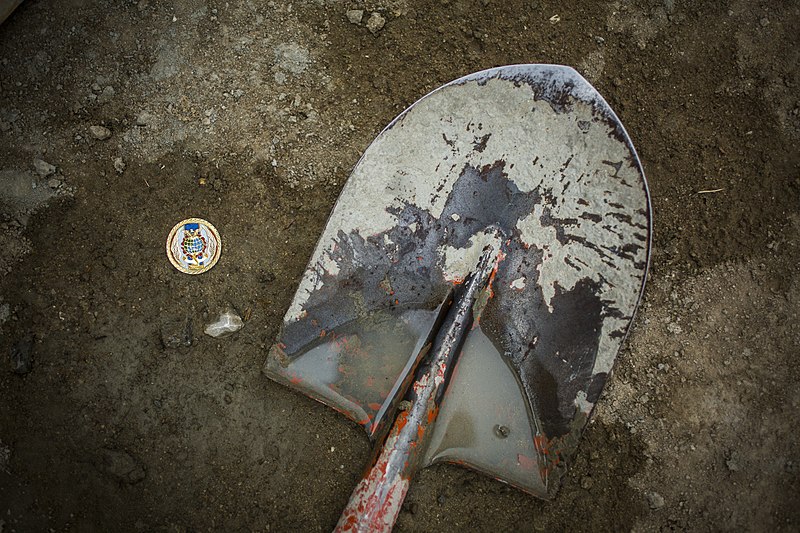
[264,64,651,497]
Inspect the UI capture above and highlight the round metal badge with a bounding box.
[166,218,222,274]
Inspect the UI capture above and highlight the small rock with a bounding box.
[346,9,364,24]
[47,177,62,189]
[98,86,115,103]
[33,158,56,177]
[160,316,193,349]
[594,35,605,45]
[647,491,665,510]
[0,302,10,325]
[437,494,447,505]
[91,82,102,92]
[89,125,112,140]
[759,17,769,28]
[10,335,34,374]
[98,449,146,484]
[113,157,126,174]
[580,476,594,490]
[726,451,740,472]
[223,394,233,404]
[0,440,10,472]
[136,111,155,127]
[366,12,386,34]
[204,309,244,338]
[102,255,117,269]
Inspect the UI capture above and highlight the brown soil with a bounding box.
[1,0,798,531]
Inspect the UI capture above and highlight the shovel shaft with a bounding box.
[334,247,498,533]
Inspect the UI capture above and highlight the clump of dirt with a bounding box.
[0,0,798,531]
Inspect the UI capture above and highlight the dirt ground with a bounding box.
[0,0,798,531]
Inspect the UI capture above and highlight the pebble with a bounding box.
[581,476,594,490]
[666,322,682,334]
[204,308,244,338]
[0,441,10,472]
[346,9,364,24]
[366,12,386,34]
[98,449,146,484]
[136,111,155,127]
[102,255,117,269]
[113,157,126,174]
[98,86,115,103]
[647,491,665,510]
[90,125,112,140]
[33,158,56,177]
[10,335,34,374]
[160,316,193,349]
[47,177,62,189]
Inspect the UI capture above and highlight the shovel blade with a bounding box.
[265,64,650,497]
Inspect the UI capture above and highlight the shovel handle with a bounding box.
[334,246,499,533]
[334,406,427,533]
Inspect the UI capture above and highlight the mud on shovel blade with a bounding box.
[263,64,651,529]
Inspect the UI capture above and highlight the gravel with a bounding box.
[10,335,34,374]
[136,111,155,127]
[97,86,115,103]
[204,308,244,338]
[113,156,126,174]
[346,9,364,24]
[33,158,56,177]
[0,441,10,472]
[89,125,112,140]
[647,491,665,510]
[366,12,386,34]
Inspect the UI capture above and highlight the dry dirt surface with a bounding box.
[1,0,799,531]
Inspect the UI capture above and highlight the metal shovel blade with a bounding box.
[264,64,651,498]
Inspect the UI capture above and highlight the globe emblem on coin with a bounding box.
[166,218,221,274]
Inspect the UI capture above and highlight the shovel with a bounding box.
[264,64,651,532]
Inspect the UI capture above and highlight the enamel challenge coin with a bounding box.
[166,218,222,274]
